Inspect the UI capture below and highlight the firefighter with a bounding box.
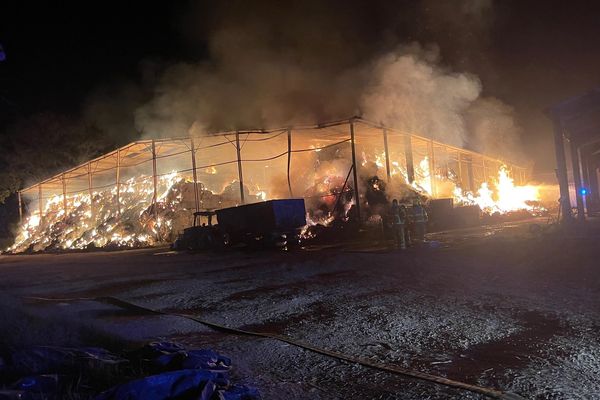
[400,204,411,247]
[390,199,407,249]
[411,198,428,242]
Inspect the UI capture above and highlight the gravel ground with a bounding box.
[1,218,599,399]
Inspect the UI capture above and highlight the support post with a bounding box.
[581,147,592,215]
[586,153,600,211]
[38,184,43,221]
[427,139,436,196]
[88,163,94,219]
[457,152,463,188]
[551,117,572,222]
[151,140,158,215]
[62,174,68,220]
[287,128,293,197]
[482,159,487,183]
[404,134,415,183]
[116,149,121,217]
[466,156,475,192]
[581,145,599,213]
[518,168,523,185]
[17,191,22,223]
[190,138,200,212]
[382,128,391,182]
[349,120,361,223]
[570,141,586,221]
[444,147,450,180]
[235,132,245,204]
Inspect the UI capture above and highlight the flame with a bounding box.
[8,168,276,253]
[300,211,335,239]
[8,172,188,253]
[373,151,541,214]
[256,191,267,201]
[453,166,541,214]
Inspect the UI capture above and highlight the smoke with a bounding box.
[465,97,524,161]
[129,1,523,161]
[360,44,482,146]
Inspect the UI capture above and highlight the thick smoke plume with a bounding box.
[132,1,523,161]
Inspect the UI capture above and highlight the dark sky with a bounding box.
[1,0,600,173]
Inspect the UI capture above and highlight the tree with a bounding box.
[0,112,115,203]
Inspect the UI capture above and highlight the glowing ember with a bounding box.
[8,169,271,253]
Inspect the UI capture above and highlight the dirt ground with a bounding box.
[1,218,599,399]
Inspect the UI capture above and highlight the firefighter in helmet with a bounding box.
[390,199,407,249]
[411,198,428,242]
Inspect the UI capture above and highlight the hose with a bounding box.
[23,295,525,400]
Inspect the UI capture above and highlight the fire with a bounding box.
[372,151,541,215]
[8,168,274,253]
[453,166,542,214]
[8,172,189,253]
[256,191,267,201]
[8,129,542,253]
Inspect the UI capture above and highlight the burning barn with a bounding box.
[9,117,537,252]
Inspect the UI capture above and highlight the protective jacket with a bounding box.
[412,205,428,223]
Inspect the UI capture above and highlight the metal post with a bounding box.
[404,134,415,183]
[382,128,391,182]
[444,147,450,180]
[38,184,43,220]
[587,155,600,211]
[235,132,245,204]
[88,163,94,219]
[287,128,293,197]
[551,117,572,222]
[116,149,121,216]
[427,139,436,196]
[62,174,68,220]
[17,191,22,223]
[190,138,200,212]
[349,120,361,222]
[467,156,475,192]
[571,141,586,221]
[457,152,463,188]
[151,140,158,212]
[580,145,597,214]
[482,159,487,183]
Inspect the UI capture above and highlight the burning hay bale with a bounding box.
[6,173,262,253]
[8,119,550,253]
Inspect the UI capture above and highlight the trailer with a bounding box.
[174,199,307,250]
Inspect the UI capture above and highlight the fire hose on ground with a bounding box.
[23,295,525,400]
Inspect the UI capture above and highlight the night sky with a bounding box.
[2,0,600,173]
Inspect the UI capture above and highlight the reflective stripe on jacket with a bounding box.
[391,205,405,225]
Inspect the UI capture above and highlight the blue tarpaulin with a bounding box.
[94,369,225,400]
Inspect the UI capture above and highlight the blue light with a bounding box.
[580,188,588,196]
